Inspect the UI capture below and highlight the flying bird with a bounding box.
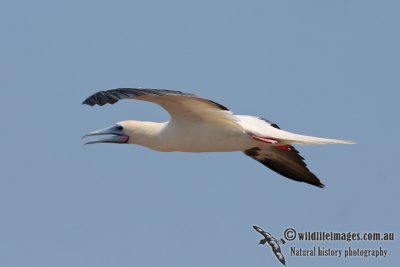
[82,88,353,187]
[253,225,286,265]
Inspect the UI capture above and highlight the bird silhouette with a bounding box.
[253,225,286,265]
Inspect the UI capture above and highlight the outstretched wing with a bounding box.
[253,225,272,239]
[269,242,286,266]
[244,145,324,188]
[82,88,238,126]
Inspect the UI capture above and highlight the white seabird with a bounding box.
[82,88,353,188]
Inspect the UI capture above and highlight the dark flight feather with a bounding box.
[244,145,324,188]
[82,88,229,111]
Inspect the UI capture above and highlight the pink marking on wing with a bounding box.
[251,135,279,144]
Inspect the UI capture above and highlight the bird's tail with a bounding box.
[269,128,355,145]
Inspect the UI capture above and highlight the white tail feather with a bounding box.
[268,128,355,145]
[236,115,355,145]
[279,132,354,145]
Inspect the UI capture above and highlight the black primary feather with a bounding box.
[82,88,229,110]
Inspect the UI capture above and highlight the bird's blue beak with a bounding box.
[82,125,129,145]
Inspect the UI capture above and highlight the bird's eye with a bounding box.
[117,125,123,131]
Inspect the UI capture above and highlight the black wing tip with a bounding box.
[310,180,325,188]
[303,170,325,188]
[298,172,325,188]
[82,90,111,106]
[82,98,94,106]
[82,88,230,111]
[303,169,325,188]
[253,225,261,231]
[82,88,142,106]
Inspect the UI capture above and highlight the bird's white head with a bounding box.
[82,120,163,147]
[82,121,133,145]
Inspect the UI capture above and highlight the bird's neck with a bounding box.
[124,120,168,151]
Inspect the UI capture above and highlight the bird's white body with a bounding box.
[122,115,350,152]
[123,119,251,152]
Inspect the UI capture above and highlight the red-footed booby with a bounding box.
[82,88,354,188]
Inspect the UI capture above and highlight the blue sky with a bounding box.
[0,0,398,266]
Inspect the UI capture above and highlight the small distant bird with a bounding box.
[82,88,353,187]
[253,225,286,266]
